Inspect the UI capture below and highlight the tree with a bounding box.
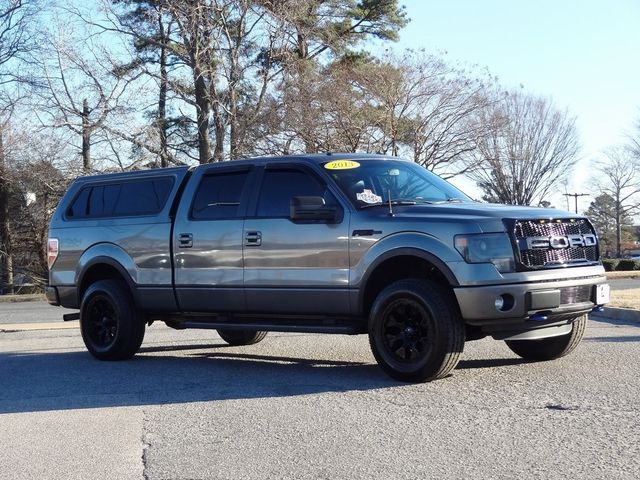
[262,0,408,153]
[0,0,40,294]
[467,90,580,205]
[348,52,495,178]
[110,0,176,167]
[591,147,640,257]
[584,193,634,258]
[34,16,143,172]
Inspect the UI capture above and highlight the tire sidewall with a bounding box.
[369,280,460,381]
[80,279,139,360]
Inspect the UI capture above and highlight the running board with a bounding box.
[166,320,359,335]
[63,312,80,321]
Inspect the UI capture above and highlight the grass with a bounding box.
[609,289,640,310]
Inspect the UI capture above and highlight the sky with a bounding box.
[390,0,640,212]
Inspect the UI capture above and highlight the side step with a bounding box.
[162,315,363,335]
[63,312,80,322]
[180,322,358,335]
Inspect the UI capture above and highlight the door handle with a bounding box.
[178,233,193,248]
[245,231,262,247]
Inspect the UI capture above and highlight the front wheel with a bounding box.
[505,315,587,361]
[80,279,145,360]
[217,329,268,346]
[368,279,465,382]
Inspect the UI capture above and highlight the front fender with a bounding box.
[352,232,463,288]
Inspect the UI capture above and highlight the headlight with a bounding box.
[454,233,515,273]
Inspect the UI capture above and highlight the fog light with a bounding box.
[494,294,515,312]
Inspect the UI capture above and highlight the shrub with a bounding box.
[602,259,619,271]
[615,259,640,271]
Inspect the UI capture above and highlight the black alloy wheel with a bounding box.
[80,279,145,360]
[369,279,464,382]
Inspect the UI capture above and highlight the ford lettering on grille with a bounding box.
[526,234,598,250]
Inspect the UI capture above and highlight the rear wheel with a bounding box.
[505,315,587,361]
[80,279,145,360]
[368,279,465,382]
[217,329,268,346]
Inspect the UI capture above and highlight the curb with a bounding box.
[0,294,46,304]
[590,307,640,323]
[0,322,79,332]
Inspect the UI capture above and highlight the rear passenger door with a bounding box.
[172,165,255,312]
[243,165,351,315]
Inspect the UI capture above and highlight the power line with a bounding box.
[563,193,589,214]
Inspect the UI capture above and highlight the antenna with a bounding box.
[388,190,394,216]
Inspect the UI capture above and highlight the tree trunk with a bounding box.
[158,14,169,168]
[212,103,224,162]
[0,128,13,294]
[82,98,91,172]
[615,199,622,257]
[193,66,211,164]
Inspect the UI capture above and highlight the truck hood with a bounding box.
[388,202,577,221]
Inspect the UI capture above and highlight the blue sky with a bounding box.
[391,0,640,209]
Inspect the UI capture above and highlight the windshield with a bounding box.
[323,159,471,207]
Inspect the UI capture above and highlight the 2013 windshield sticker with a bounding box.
[356,189,382,204]
[324,160,360,170]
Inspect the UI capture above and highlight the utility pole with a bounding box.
[563,193,589,214]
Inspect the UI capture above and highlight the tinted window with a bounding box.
[191,171,249,220]
[67,187,91,218]
[113,178,173,216]
[66,177,174,219]
[256,169,335,218]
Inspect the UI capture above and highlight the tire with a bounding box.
[368,279,465,382]
[505,314,587,361]
[80,279,145,360]
[217,329,268,346]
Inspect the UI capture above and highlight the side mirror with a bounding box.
[290,196,339,223]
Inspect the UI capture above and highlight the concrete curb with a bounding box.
[0,294,45,303]
[590,307,640,323]
[0,322,79,332]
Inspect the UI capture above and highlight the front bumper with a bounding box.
[454,274,608,326]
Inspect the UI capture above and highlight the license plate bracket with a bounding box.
[595,284,610,304]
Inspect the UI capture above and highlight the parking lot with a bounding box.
[1,303,639,479]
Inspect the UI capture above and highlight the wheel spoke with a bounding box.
[382,298,434,364]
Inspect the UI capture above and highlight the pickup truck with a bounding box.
[46,154,610,382]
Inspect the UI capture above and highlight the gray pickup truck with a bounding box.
[46,154,609,382]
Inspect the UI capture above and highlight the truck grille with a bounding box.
[560,285,592,304]
[514,219,599,269]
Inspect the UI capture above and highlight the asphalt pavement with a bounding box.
[1,314,639,479]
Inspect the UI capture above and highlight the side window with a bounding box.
[256,169,336,218]
[66,177,174,219]
[191,170,249,220]
[67,187,91,218]
[88,184,121,217]
[113,178,173,216]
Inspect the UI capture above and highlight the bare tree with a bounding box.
[34,19,142,172]
[0,0,41,294]
[0,0,39,88]
[467,90,580,206]
[348,52,495,178]
[591,147,640,257]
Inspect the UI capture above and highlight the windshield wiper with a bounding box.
[359,199,435,209]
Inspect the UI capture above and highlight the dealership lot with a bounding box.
[1,307,639,479]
